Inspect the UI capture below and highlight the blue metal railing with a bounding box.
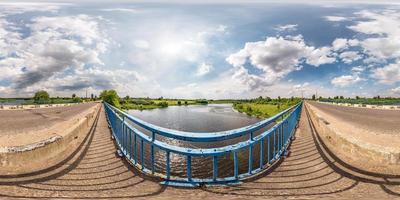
[104,102,302,187]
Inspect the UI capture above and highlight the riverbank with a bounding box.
[233,100,300,118]
[120,99,208,110]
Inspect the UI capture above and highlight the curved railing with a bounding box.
[104,102,302,187]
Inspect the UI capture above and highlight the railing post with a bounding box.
[248,145,253,174]
[166,151,170,180]
[141,139,144,170]
[213,156,218,181]
[151,132,155,174]
[273,130,276,159]
[187,155,192,182]
[134,134,137,164]
[234,151,238,179]
[259,139,263,169]
[128,129,132,159]
[267,135,270,164]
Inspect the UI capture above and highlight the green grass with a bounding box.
[120,98,208,110]
[234,103,293,118]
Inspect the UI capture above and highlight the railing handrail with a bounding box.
[105,102,301,142]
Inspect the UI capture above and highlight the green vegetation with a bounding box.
[100,90,121,108]
[232,96,301,118]
[120,97,209,110]
[318,96,400,105]
[33,90,50,104]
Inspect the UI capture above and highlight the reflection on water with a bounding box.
[126,104,274,179]
[128,104,260,132]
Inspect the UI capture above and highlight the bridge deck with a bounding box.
[1,105,399,199]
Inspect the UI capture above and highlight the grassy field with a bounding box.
[233,103,294,118]
[232,97,301,119]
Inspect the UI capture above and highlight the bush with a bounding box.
[72,97,83,103]
[33,90,50,104]
[100,90,121,108]
[157,101,168,108]
[195,99,208,104]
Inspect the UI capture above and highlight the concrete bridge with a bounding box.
[0,102,399,199]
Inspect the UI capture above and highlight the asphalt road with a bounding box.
[0,103,97,136]
[308,101,400,135]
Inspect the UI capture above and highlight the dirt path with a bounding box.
[0,105,399,199]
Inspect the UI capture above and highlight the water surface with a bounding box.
[128,104,260,132]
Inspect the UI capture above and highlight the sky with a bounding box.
[0,1,400,99]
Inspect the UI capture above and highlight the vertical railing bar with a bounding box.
[248,144,253,174]
[134,133,137,164]
[141,139,144,170]
[128,128,132,159]
[166,150,170,180]
[213,156,218,181]
[151,132,155,174]
[234,151,238,179]
[259,139,264,169]
[151,145,155,174]
[273,130,276,159]
[267,135,270,164]
[187,155,192,182]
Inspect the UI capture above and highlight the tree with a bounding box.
[177,101,181,105]
[34,90,50,104]
[312,94,316,100]
[100,90,121,108]
[72,96,83,103]
[72,93,76,98]
[91,93,94,100]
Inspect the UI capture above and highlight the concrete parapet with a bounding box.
[306,102,400,165]
[0,103,101,174]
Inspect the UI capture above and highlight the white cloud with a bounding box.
[351,66,365,74]
[0,2,66,16]
[324,16,348,22]
[331,74,363,87]
[292,82,309,93]
[348,10,400,62]
[0,13,114,96]
[331,38,360,51]
[100,8,140,13]
[339,51,362,64]
[196,62,213,76]
[306,46,336,66]
[371,62,400,84]
[332,38,348,51]
[133,40,150,49]
[226,35,336,91]
[274,24,298,32]
[391,86,400,95]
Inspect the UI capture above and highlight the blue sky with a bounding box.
[0,1,400,98]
